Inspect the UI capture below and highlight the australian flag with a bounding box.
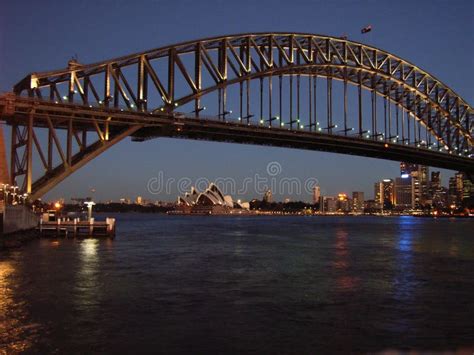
[361,25,372,34]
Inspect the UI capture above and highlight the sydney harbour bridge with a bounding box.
[0,32,472,200]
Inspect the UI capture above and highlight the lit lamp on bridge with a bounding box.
[84,201,96,221]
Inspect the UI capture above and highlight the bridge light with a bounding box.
[318,127,322,131]
[276,116,280,120]
[384,143,389,148]
[392,139,396,143]
[366,135,370,138]
[260,119,264,124]
[98,100,103,104]
[229,110,232,114]
[281,122,285,127]
[174,103,179,107]
[316,122,320,125]
[62,96,68,100]
[160,107,164,111]
[300,125,304,129]
[334,124,338,128]
[130,104,134,108]
[297,119,300,123]
[74,90,78,94]
[367,130,371,134]
[238,117,241,121]
[55,101,59,104]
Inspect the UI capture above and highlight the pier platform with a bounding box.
[38,217,116,238]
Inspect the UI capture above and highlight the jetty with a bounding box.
[38,217,116,238]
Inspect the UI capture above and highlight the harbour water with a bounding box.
[1,215,473,353]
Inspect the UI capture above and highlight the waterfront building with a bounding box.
[176,183,247,214]
[411,165,429,208]
[312,186,321,204]
[352,191,364,212]
[399,163,429,208]
[374,179,394,210]
[136,196,143,205]
[455,172,464,206]
[337,193,351,212]
[320,196,337,213]
[448,176,458,207]
[394,176,413,210]
[461,173,474,208]
[364,199,381,212]
[430,171,447,208]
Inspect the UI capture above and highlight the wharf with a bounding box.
[38,218,116,238]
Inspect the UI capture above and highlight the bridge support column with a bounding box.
[0,122,9,185]
[26,112,33,194]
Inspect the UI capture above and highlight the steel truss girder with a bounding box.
[13,32,472,150]
[6,104,142,200]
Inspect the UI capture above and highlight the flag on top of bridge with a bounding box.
[361,25,372,34]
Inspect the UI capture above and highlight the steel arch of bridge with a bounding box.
[2,32,473,199]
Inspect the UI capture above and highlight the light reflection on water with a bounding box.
[0,258,41,353]
[74,239,101,319]
[333,228,359,292]
[1,215,473,353]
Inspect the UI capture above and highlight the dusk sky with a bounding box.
[1,0,472,202]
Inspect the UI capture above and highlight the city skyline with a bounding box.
[1,0,472,202]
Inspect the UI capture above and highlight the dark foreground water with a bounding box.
[1,215,473,354]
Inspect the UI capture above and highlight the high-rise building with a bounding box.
[320,196,337,213]
[375,179,394,209]
[136,196,143,205]
[400,162,429,208]
[312,186,321,204]
[462,174,474,208]
[337,193,351,212]
[448,176,458,207]
[394,176,413,210]
[400,162,418,177]
[352,191,365,212]
[430,171,447,208]
[455,172,464,205]
[430,171,441,191]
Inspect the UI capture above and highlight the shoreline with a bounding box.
[0,228,40,250]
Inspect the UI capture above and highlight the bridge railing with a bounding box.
[1,93,472,158]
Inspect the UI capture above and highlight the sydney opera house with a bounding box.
[173,183,249,214]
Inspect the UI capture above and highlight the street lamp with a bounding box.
[84,201,96,221]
